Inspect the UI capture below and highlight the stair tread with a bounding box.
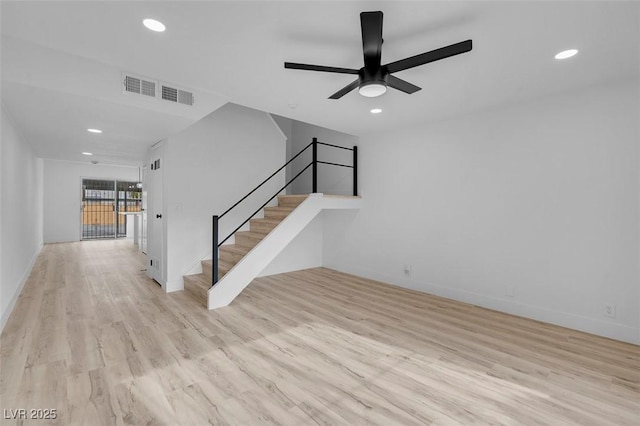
[264,206,295,212]
[201,258,234,283]
[278,194,308,199]
[202,258,235,268]
[235,230,267,239]
[220,244,250,255]
[247,228,270,236]
[278,195,308,203]
[250,217,283,225]
[220,258,235,268]
[234,233,263,249]
[250,218,283,233]
[263,206,295,220]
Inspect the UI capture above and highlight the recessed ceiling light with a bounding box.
[370,108,382,114]
[143,18,166,32]
[555,49,578,60]
[82,152,93,156]
[87,128,102,133]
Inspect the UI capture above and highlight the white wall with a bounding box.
[1,107,43,330]
[270,114,294,193]
[287,120,359,196]
[42,160,138,243]
[164,103,286,292]
[259,214,323,277]
[324,79,639,343]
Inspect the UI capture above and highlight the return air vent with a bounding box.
[161,84,194,106]
[122,72,194,106]
[178,90,194,106]
[123,74,156,97]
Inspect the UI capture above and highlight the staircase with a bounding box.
[183,194,307,306]
[181,137,360,309]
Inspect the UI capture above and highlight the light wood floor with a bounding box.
[1,240,638,425]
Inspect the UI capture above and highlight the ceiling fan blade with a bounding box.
[387,75,421,94]
[385,40,472,73]
[360,11,383,69]
[328,79,360,99]
[284,62,359,74]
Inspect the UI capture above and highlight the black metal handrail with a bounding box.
[211,137,358,286]
[317,160,352,168]
[218,163,313,246]
[316,141,354,151]
[218,141,314,220]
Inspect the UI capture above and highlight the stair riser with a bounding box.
[250,220,280,234]
[201,271,232,283]
[220,248,248,264]
[184,276,210,292]
[277,195,307,208]
[201,271,231,282]
[263,209,292,220]
[202,260,234,281]
[219,267,230,279]
[235,234,262,249]
[202,261,211,278]
[277,200,305,208]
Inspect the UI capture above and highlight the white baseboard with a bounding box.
[165,279,183,293]
[326,261,640,345]
[0,243,43,333]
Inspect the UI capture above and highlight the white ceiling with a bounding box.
[2,1,638,166]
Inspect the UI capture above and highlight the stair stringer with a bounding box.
[208,193,362,309]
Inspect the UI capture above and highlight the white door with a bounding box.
[140,165,148,253]
[146,142,164,286]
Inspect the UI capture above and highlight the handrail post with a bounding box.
[353,145,358,196]
[212,215,219,286]
[312,137,318,193]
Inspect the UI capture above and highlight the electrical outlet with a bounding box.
[403,264,412,277]
[604,304,616,318]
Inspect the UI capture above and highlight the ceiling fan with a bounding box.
[284,11,472,99]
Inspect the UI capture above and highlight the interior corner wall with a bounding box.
[1,107,43,331]
[270,114,294,189]
[324,78,640,344]
[42,160,138,243]
[287,121,359,196]
[164,103,286,292]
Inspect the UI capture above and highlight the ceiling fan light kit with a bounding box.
[285,11,472,99]
[359,83,387,98]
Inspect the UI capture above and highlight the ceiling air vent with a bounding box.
[161,85,178,102]
[161,84,194,106]
[178,90,194,106]
[121,73,194,106]
[123,74,156,97]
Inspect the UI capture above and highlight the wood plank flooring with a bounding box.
[1,240,638,425]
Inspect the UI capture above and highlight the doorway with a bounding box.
[146,142,164,285]
[81,179,142,240]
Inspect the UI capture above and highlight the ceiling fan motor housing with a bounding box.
[359,66,389,89]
